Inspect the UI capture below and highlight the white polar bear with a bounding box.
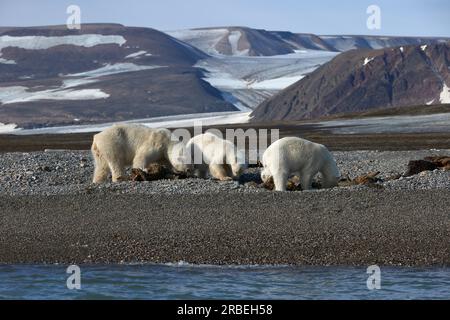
[91,124,188,183]
[186,132,247,181]
[261,137,340,191]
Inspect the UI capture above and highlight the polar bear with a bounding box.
[186,132,247,181]
[261,137,340,191]
[91,124,188,183]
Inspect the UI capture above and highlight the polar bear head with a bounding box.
[260,167,272,183]
[167,141,192,174]
[229,149,247,179]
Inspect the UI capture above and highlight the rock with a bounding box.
[405,160,438,176]
[418,171,429,177]
[424,156,450,168]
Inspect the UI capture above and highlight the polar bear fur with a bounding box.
[186,132,247,181]
[91,124,188,183]
[261,137,340,191]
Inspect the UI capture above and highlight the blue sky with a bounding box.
[1,0,449,37]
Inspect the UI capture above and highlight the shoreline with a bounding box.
[1,190,449,266]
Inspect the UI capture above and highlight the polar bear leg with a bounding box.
[209,164,233,181]
[224,164,235,178]
[300,173,313,190]
[91,142,110,183]
[92,153,110,183]
[110,163,127,182]
[194,164,208,179]
[93,161,110,183]
[272,170,288,191]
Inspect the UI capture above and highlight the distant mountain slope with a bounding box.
[167,26,450,56]
[168,27,295,56]
[251,43,450,122]
[0,24,236,128]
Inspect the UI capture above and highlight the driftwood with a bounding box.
[353,171,381,184]
[130,164,188,182]
[338,171,382,187]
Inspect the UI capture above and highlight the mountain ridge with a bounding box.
[167,26,450,56]
[250,42,450,122]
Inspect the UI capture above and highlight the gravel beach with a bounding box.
[0,149,449,265]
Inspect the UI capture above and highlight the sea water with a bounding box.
[0,264,449,300]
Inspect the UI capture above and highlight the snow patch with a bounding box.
[201,74,304,91]
[363,57,374,66]
[426,99,435,105]
[166,28,228,55]
[0,55,16,64]
[421,45,428,51]
[228,31,249,56]
[0,63,164,105]
[0,86,109,104]
[62,78,98,89]
[11,111,251,135]
[0,34,126,53]
[125,50,148,59]
[66,63,163,78]
[400,47,404,53]
[439,83,450,104]
[0,122,21,133]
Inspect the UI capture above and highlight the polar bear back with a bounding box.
[187,132,238,165]
[93,124,171,163]
[263,137,336,175]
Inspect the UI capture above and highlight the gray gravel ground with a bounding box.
[0,149,449,265]
[0,190,449,265]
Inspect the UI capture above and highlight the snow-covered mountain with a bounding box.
[167,27,450,56]
[168,26,450,111]
[0,24,236,129]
